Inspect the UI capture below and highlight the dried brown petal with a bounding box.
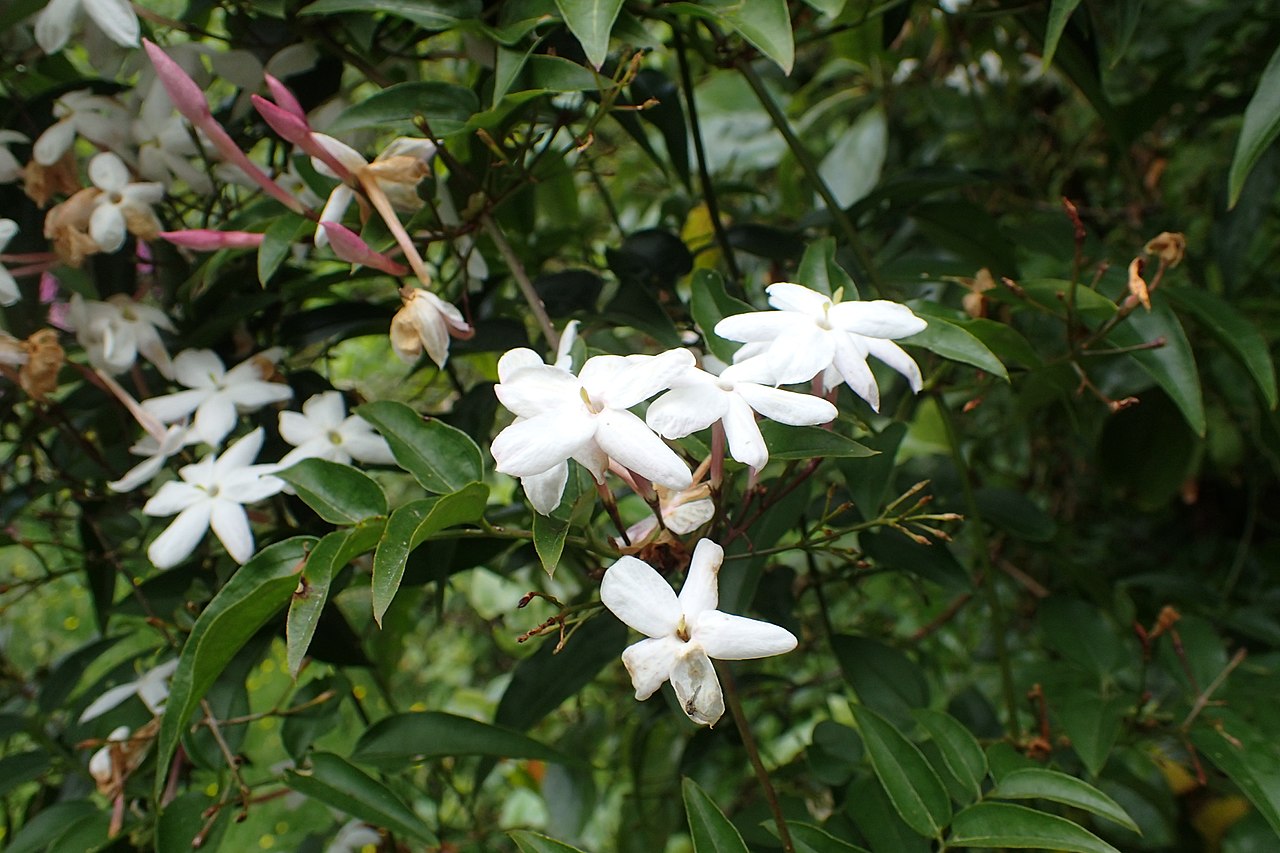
[23,152,81,208]
[1145,231,1186,267]
[1127,257,1150,310]
[20,329,64,401]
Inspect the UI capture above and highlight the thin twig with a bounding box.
[716,662,794,853]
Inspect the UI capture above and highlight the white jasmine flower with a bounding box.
[389,285,472,369]
[309,135,437,246]
[134,111,214,194]
[109,424,193,493]
[87,153,165,252]
[65,292,175,377]
[646,355,837,471]
[491,347,695,513]
[80,658,179,722]
[88,725,132,790]
[35,0,140,53]
[275,391,394,469]
[620,481,716,545]
[600,539,797,726]
[715,283,927,412]
[142,348,293,447]
[32,90,128,166]
[0,131,28,183]
[1,219,20,306]
[142,427,285,568]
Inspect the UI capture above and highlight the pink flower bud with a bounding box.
[252,96,354,182]
[143,40,212,123]
[321,222,409,276]
[160,229,265,251]
[264,74,307,121]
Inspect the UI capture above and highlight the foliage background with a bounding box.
[2,0,1280,851]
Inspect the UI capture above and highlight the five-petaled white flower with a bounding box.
[491,347,694,514]
[65,292,176,377]
[647,355,838,471]
[275,391,394,469]
[142,427,284,568]
[715,283,927,412]
[87,153,165,252]
[142,348,293,447]
[32,90,127,166]
[600,539,797,726]
[0,219,20,306]
[35,0,140,53]
[389,286,472,369]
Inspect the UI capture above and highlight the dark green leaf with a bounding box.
[1229,43,1280,207]
[786,822,870,853]
[903,308,1008,381]
[991,768,1140,833]
[974,487,1057,542]
[372,483,489,624]
[1106,301,1205,436]
[832,635,928,725]
[709,0,794,74]
[277,458,388,525]
[300,0,480,30]
[946,802,1121,852]
[850,703,951,837]
[158,790,231,853]
[1039,598,1126,679]
[555,0,624,69]
[1192,713,1280,838]
[912,709,988,800]
[358,401,484,493]
[1165,287,1278,409]
[1056,691,1126,778]
[1099,388,1198,509]
[527,55,607,93]
[326,81,479,136]
[3,801,98,853]
[758,423,877,460]
[285,752,437,844]
[861,531,971,592]
[258,213,308,286]
[1043,0,1084,70]
[352,711,575,769]
[0,751,51,797]
[510,830,590,853]
[155,538,314,798]
[287,522,384,675]
[690,268,753,363]
[846,776,932,853]
[682,777,750,853]
[798,237,859,300]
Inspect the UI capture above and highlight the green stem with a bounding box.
[937,400,1021,736]
[734,58,883,297]
[716,661,794,853]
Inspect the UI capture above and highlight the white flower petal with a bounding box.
[735,383,837,426]
[302,391,346,427]
[621,636,682,700]
[33,118,76,165]
[225,379,293,411]
[670,646,724,726]
[694,610,798,660]
[109,452,168,493]
[193,394,238,447]
[142,388,209,424]
[600,555,681,638]
[831,333,879,410]
[664,497,714,535]
[721,394,768,470]
[765,282,831,315]
[148,501,213,569]
[714,311,810,343]
[497,348,545,382]
[35,0,81,54]
[594,408,691,490]
[600,349,696,410]
[172,349,226,388]
[495,365,582,419]
[646,385,726,439]
[209,500,254,563]
[314,185,354,247]
[79,681,141,723]
[84,0,140,47]
[142,480,203,517]
[827,300,927,339]
[89,203,127,253]
[339,428,395,465]
[490,411,596,478]
[864,338,924,393]
[279,410,322,447]
[763,328,836,386]
[215,427,265,472]
[89,152,130,194]
[521,462,569,516]
[679,539,722,620]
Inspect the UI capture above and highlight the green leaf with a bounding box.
[1042,0,1084,70]
[1191,714,1280,838]
[832,635,928,726]
[818,106,888,210]
[903,307,1009,381]
[300,0,480,30]
[850,703,951,838]
[758,423,877,460]
[1229,43,1280,207]
[1164,287,1278,409]
[510,830,590,853]
[798,237,859,299]
[158,790,231,853]
[357,401,484,493]
[277,458,388,525]
[912,710,988,801]
[991,768,1140,833]
[371,483,489,624]
[287,522,384,676]
[155,538,314,798]
[1106,300,1205,436]
[555,0,624,70]
[710,0,794,75]
[786,822,871,853]
[682,777,750,853]
[258,213,308,285]
[974,487,1057,542]
[285,752,437,844]
[0,751,51,797]
[352,711,575,769]
[531,464,588,577]
[1056,691,1126,778]
[946,802,1122,853]
[326,81,479,136]
[690,268,753,364]
[3,801,98,853]
[527,55,608,92]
